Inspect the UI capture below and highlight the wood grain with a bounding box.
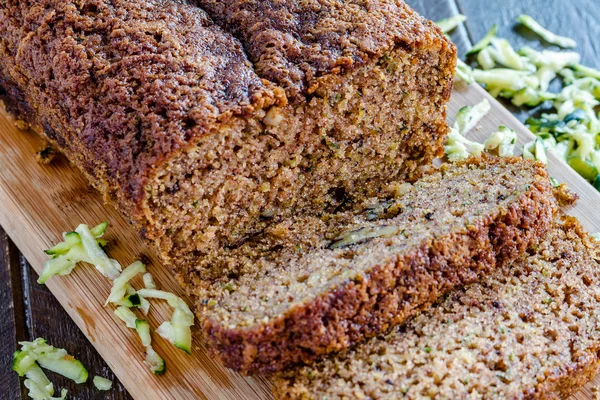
[1,78,600,399]
[0,228,26,400]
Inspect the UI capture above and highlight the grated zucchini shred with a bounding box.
[24,365,67,400]
[143,273,157,290]
[435,14,466,34]
[466,24,497,56]
[522,138,548,165]
[93,376,113,391]
[444,100,490,161]
[136,289,195,355]
[35,221,193,376]
[13,338,89,399]
[484,126,518,157]
[75,224,122,279]
[38,222,109,284]
[516,15,576,48]
[106,261,146,305]
[451,14,600,188]
[113,307,166,374]
[455,59,475,84]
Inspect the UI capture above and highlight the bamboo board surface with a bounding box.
[1,82,600,399]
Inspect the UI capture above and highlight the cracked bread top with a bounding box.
[196,0,455,100]
[0,0,280,206]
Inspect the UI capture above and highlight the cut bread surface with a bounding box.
[183,157,557,374]
[273,215,600,399]
[151,41,455,264]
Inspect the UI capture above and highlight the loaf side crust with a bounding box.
[0,0,281,220]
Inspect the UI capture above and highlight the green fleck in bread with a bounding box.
[0,0,455,268]
[186,157,557,374]
[274,215,600,399]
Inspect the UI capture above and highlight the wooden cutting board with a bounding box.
[1,82,600,400]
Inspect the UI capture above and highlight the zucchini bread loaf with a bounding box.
[0,0,455,265]
[274,215,600,399]
[187,157,557,374]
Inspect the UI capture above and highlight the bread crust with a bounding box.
[0,0,281,218]
[196,0,455,101]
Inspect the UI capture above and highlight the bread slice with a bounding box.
[273,215,600,399]
[183,157,557,374]
[0,0,455,268]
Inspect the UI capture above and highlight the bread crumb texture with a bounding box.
[274,216,600,399]
[186,157,557,374]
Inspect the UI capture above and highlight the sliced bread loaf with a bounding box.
[180,157,557,374]
[273,215,600,399]
[0,0,455,268]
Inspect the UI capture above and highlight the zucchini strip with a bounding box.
[143,273,157,290]
[93,376,113,391]
[24,365,67,400]
[435,14,466,34]
[136,289,195,354]
[573,64,600,80]
[14,338,89,399]
[517,15,576,48]
[113,307,166,374]
[39,222,109,284]
[455,59,474,84]
[75,224,121,279]
[466,25,497,56]
[484,126,518,157]
[453,99,491,135]
[106,261,146,305]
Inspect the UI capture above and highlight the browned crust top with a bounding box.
[195,0,455,99]
[0,0,278,207]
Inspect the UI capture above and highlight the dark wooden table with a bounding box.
[1,1,598,398]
